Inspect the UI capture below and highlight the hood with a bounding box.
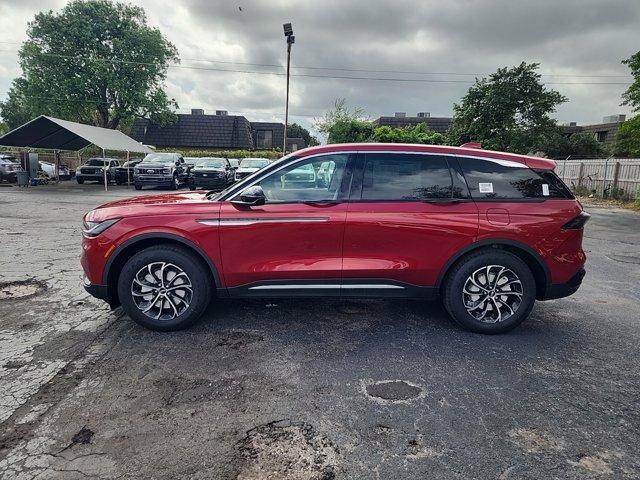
[86,191,211,222]
[193,167,226,172]
[136,163,172,169]
[236,167,259,173]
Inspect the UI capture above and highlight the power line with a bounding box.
[0,47,632,84]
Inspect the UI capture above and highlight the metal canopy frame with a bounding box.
[0,115,152,191]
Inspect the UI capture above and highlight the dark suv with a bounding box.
[133,153,188,190]
[82,143,587,334]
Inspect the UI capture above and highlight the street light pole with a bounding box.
[283,23,295,154]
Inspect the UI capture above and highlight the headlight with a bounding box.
[163,168,171,174]
[134,168,140,174]
[82,218,120,238]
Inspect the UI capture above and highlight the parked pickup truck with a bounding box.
[76,158,120,184]
[133,153,188,190]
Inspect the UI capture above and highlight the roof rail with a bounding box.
[460,142,482,149]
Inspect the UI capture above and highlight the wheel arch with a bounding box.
[103,233,221,306]
[436,239,550,300]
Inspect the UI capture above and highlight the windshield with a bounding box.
[86,159,109,166]
[122,161,139,167]
[195,158,227,169]
[140,153,177,164]
[241,158,270,168]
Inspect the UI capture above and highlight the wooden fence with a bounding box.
[556,158,640,199]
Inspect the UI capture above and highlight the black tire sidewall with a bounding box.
[117,246,211,331]
[444,250,536,334]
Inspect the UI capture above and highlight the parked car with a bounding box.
[0,154,22,182]
[76,158,120,184]
[281,162,316,189]
[114,159,143,185]
[184,157,199,170]
[228,158,239,172]
[82,143,588,334]
[188,157,234,191]
[235,157,271,182]
[133,153,188,190]
[40,161,72,180]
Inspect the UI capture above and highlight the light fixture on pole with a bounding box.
[283,22,294,154]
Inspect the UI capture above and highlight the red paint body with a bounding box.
[81,144,586,299]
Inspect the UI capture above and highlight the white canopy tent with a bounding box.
[0,115,152,190]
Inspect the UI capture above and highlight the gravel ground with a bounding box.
[0,182,639,479]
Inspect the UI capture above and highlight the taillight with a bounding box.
[562,212,590,230]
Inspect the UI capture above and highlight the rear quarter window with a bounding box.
[458,157,573,200]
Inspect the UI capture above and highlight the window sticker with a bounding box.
[479,182,494,194]
[542,184,550,196]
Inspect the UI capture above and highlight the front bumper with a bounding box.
[540,268,586,300]
[83,275,109,300]
[134,175,174,186]
[77,173,107,181]
[190,177,229,189]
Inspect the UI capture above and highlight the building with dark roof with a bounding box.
[131,109,307,151]
[372,112,452,134]
[561,115,626,148]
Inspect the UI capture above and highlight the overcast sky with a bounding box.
[1,0,638,138]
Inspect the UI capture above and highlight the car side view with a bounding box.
[82,143,588,334]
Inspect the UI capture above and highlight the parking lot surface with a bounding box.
[0,182,639,479]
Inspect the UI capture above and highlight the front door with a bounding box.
[342,152,478,295]
[219,153,354,296]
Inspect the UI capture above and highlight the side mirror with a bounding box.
[231,185,266,207]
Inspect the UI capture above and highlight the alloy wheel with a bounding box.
[131,262,193,320]
[462,265,523,323]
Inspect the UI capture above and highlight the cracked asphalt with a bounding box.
[0,182,639,479]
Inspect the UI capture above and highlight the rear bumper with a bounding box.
[540,268,585,300]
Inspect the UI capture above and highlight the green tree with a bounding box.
[446,62,567,153]
[315,98,373,143]
[0,0,179,130]
[286,123,320,146]
[613,115,640,157]
[538,131,605,159]
[371,123,445,144]
[622,52,640,112]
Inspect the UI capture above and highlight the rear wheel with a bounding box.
[117,245,211,331]
[443,250,536,334]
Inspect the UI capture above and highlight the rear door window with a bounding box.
[458,157,573,199]
[359,153,462,200]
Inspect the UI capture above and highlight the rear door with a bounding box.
[342,152,479,294]
[218,152,355,295]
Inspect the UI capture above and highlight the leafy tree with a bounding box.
[0,0,179,130]
[315,98,373,143]
[613,115,640,157]
[446,62,567,154]
[622,52,640,112]
[371,123,445,144]
[538,131,605,159]
[0,121,8,136]
[286,123,320,146]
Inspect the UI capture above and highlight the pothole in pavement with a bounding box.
[363,380,425,403]
[0,280,47,300]
[236,420,340,480]
[608,253,640,265]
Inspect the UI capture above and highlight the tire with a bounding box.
[115,178,123,185]
[170,173,178,190]
[117,245,211,331]
[189,185,196,191]
[442,249,536,334]
[134,184,142,191]
[77,178,84,184]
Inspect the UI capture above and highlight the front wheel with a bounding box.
[134,184,142,190]
[442,250,536,334]
[77,178,84,184]
[117,245,211,331]
[170,173,179,190]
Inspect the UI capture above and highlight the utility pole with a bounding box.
[283,23,295,154]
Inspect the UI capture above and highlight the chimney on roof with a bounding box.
[602,114,626,123]
[191,108,204,115]
[216,110,228,116]
[394,112,406,118]
[416,112,430,118]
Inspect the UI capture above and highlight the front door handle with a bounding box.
[303,201,340,207]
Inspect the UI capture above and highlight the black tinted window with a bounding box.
[361,154,455,200]
[459,157,572,199]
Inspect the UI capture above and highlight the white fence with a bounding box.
[556,158,640,199]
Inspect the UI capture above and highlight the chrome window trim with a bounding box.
[223,150,530,201]
[197,217,330,227]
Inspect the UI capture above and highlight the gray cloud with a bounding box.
[1,0,639,138]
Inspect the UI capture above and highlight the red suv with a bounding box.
[81,143,588,334]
